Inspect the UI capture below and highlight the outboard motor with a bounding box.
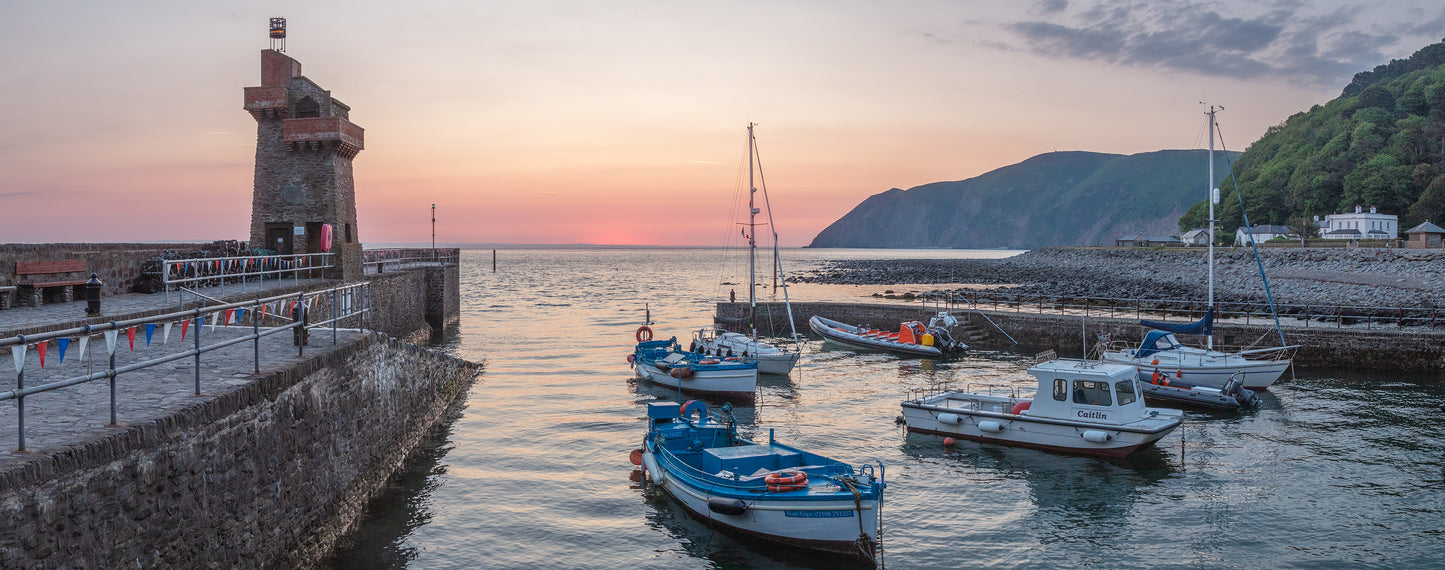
[1222,375,1259,407]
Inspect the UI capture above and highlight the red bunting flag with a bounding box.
[126,326,136,350]
[38,340,47,368]
[181,318,190,340]
[224,309,235,327]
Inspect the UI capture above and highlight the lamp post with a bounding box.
[431,203,436,262]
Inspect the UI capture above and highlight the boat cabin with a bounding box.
[1023,360,1148,425]
[1135,330,1185,358]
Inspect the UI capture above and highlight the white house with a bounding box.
[1180,228,1210,246]
[1319,205,1397,240]
[1234,224,1293,246]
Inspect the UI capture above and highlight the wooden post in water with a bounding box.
[493,249,497,271]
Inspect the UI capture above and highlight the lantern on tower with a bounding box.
[269,18,287,51]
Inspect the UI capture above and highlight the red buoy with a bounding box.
[629,448,643,466]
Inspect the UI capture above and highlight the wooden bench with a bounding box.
[16,260,89,307]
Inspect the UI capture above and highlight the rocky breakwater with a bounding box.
[794,247,1445,309]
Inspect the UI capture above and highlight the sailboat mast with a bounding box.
[748,123,758,341]
[1207,106,1216,351]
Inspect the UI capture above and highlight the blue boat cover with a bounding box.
[1140,309,1212,337]
[1135,330,1182,359]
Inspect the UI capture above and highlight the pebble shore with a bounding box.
[793,247,1445,309]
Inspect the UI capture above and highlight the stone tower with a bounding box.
[243,49,364,281]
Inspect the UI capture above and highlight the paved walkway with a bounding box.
[0,278,333,338]
[0,277,356,468]
[0,325,363,468]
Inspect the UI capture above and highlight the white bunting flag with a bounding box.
[210,312,221,332]
[77,335,90,360]
[11,343,26,373]
[104,330,119,356]
[162,322,172,345]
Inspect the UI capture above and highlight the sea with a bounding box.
[326,247,1445,569]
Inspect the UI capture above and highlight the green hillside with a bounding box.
[1180,38,1445,235]
[808,150,1235,249]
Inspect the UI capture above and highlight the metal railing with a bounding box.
[0,281,370,452]
[923,291,1443,331]
[162,253,334,303]
[362,248,458,273]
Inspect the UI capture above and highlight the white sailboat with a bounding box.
[695,124,801,375]
[1099,107,1297,391]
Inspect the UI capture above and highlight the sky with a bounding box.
[2,1,1443,247]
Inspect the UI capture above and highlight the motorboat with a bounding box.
[631,335,757,398]
[1100,325,1294,390]
[1138,368,1259,409]
[699,123,803,374]
[808,313,966,358]
[900,358,1182,458]
[634,400,886,562]
[691,329,799,375]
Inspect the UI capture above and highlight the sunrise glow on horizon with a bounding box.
[3,1,1443,247]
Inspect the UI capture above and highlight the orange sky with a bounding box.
[3,1,1442,246]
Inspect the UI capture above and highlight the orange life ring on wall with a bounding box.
[636,326,653,342]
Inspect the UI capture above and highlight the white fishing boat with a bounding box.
[691,329,799,375]
[1098,107,1296,390]
[632,335,758,399]
[900,358,1182,458]
[635,400,886,562]
[696,123,803,375]
[809,313,966,358]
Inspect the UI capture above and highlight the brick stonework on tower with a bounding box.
[244,49,364,281]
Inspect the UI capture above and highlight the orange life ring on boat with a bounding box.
[764,470,808,486]
[636,326,653,342]
[1011,401,1031,415]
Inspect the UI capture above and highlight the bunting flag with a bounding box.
[181,318,190,341]
[210,312,220,331]
[224,309,235,327]
[127,326,136,351]
[58,338,70,364]
[77,335,89,360]
[37,341,47,368]
[145,323,156,347]
[10,343,24,373]
[104,330,118,356]
[237,308,247,326]
[162,322,172,344]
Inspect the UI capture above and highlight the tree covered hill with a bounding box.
[1180,38,1445,235]
[808,149,1235,249]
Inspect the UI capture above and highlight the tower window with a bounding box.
[295,96,321,118]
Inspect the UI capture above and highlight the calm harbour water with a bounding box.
[328,248,1445,569]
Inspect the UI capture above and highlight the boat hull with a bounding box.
[695,332,799,375]
[640,451,878,559]
[808,316,945,358]
[636,363,756,398]
[900,396,1180,458]
[1100,351,1289,390]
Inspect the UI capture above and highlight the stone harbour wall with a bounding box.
[0,333,481,568]
[0,242,217,297]
[722,301,1445,372]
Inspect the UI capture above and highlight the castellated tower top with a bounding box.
[243,39,365,282]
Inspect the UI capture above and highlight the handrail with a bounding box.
[921,291,1444,332]
[2,281,371,452]
[162,252,334,303]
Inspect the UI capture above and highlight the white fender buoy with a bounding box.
[937,413,962,425]
[977,421,1003,433]
[1082,430,1111,443]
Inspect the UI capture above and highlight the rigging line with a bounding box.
[1213,119,1288,347]
[749,134,803,350]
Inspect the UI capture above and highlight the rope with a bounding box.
[1213,120,1288,348]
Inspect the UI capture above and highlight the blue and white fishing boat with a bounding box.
[634,400,886,562]
[632,336,758,398]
